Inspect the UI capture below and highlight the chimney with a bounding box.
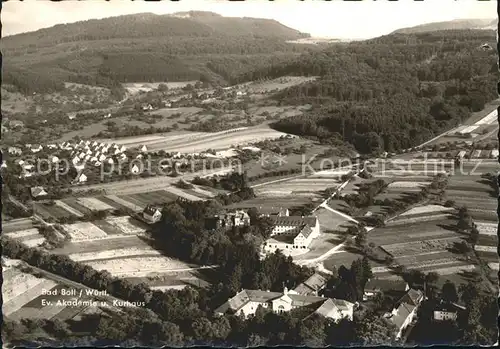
[284,286,288,295]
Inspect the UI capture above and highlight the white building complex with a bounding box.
[214,287,354,322]
[263,216,320,255]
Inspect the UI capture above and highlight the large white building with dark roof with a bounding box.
[263,215,320,255]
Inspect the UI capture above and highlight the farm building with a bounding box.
[31,145,43,153]
[363,279,409,301]
[386,288,424,340]
[214,287,354,322]
[263,216,320,254]
[206,210,251,230]
[140,145,148,153]
[76,173,88,183]
[293,273,327,296]
[142,205,162,224]
[433,301,466,322]
[30,186,48,198]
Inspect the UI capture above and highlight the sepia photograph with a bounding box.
[1,0,498,347]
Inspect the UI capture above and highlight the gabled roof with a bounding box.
[365,278,408,293]
[293,273,327,295]
[272,216,317,228]
[398,288,424,307]
[314,298,354,317]
[31,186,48,197]
[390,302,416,330]
[143,205,161,216]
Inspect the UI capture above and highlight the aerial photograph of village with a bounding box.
[1,0,498,347]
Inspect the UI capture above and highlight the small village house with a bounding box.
[30,186,48,198]
[143,205,162,224]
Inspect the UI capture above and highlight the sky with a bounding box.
[2,0,496,40]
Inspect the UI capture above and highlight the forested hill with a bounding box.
[2,11,309,49]
[391,18,497,34]
[262,29,498,154]
[2,12,312,93]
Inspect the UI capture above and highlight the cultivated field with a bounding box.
[76,197,116,211]
[95,130,205,148]
[62,222,109,241]
[2,258,117,322]
[105,216,147,235]
[445,174,497,221]
[400,204,455,217]
[50,220,209,284]
[473,221,498,267]
[146,126,291,153]
[69,247,161,262]
[55,200,85,217]
[86,256,193,278]
[363,216,483,283]
[475,221,498,236]
[4,228,47,248]
[254,177,339,198]
[227,196,316,212]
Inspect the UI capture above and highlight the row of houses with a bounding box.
[455,149,499,159]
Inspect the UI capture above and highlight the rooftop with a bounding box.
[272,215,317,227]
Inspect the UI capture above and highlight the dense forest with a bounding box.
[263,30,497,153]
[2,12,311,93]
